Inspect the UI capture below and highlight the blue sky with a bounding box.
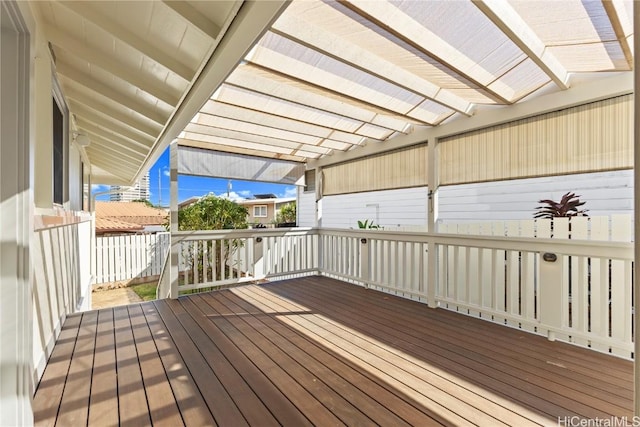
[93,147,297,206]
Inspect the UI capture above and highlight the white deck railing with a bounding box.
[167,227,634,358]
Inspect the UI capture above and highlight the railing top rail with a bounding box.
[172,227,316,242]
[169,227,632,260]
[316,228,633,260]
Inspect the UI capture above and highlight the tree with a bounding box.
[178,195,248,282]
[178,195,248,231]
[276,202,296,225]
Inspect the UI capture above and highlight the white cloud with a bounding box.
[238,190,252,197]
[163,168,170,177]
[218,191,245,202]
[91,184,109,192]
[280,186,297,198]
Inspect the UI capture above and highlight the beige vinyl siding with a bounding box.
[439,95,633,185]
[323,144,428,195]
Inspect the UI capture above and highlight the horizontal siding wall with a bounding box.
[320,187,428,229]
[297,187,316,227]
[323,144,427,195]
[439,95,633,185]
[438,170,633,222]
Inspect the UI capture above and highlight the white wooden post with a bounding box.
[253,237,264,279]
[426,138,438,307]
[169,139,179,298]
[538,252,565,340]
[633,2,640,416]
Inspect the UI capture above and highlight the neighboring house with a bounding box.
[238,194,296,227]
[95,201,168,235]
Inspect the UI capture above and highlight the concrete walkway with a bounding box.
[92,287,143,310]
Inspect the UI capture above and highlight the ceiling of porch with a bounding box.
[39,0,634,184]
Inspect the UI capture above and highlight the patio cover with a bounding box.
[176,0,634,163]
[37,0,634,182]
[177,145,305,185]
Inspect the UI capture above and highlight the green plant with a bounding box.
[276,202,296,224]
[533,192,588,219]
[178,195,248,281]
[357,219,380,229]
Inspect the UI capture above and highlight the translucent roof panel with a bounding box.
[179,0,634,165]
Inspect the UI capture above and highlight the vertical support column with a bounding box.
[633,3,640,416]
[314,167,323,273]
[426,139,438,307]
[169,140,179,298]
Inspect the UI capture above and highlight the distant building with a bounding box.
[238,194,296,227]
[110,172,150,202]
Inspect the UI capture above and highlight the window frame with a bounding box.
[253,205,268,218]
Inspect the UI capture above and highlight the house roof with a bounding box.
[36,0,633,183]
[238,197,295,206]
[95,202,168,233]
[94,217,144,234]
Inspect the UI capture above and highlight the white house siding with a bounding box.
[438,170,633,223]
[318,187,428,229]
[297,188,316,227]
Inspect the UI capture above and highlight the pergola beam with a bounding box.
[602,0,634,70]
[472,0,569,90]
[57,0,194,82]
[76,119,152,153]
[269,20,472,116]
[161,1,221,40]
[178,138,307,163]
[224,64,414,132]
[245,61,435,126]
[207,92,388,141]
[339,0,512,105]
[184,122,333,155]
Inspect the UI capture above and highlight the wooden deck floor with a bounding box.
[34,276,633,426]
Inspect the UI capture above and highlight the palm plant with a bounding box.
[533,192,588,219]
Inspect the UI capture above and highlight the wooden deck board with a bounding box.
[279,277,632,417]
[87,308,118,426]
[113,305,152,426]
[34,276,634,426]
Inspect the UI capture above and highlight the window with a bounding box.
[52,81,68,207]
[52,97,64,204]
[304,169,315,193]
[253,205,267,218]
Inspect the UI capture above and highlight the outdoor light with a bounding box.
[73,133,90,147]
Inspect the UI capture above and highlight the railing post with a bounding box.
[538,252,564,340]
[427,239,438,308]
[254,237,264,279]
[360,237,369,287]
[169,139,179,298]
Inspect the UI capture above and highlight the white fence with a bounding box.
[438,215,633,241]
[163,224,634,359]
[95,232,170,284]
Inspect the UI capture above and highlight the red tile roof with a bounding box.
[95,202,168,234]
